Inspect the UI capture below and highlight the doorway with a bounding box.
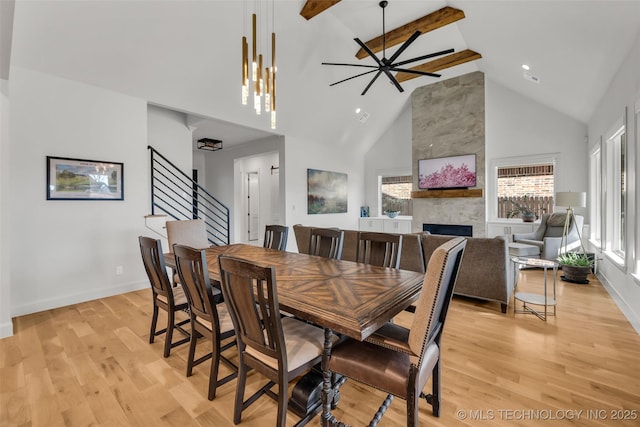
[247,171,260,241]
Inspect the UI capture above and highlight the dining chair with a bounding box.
[166,219,210,285]
[328,237,466,427]
[138,236,190,357]
[166,219,210,252]
[308,227,344,260]
[173,244,237,400]
[357,231,403,268]
[217,255,334,427]
[263,225,289,251]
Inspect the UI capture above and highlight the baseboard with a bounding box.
[597,272,640,335]
[11,280,149,318]
[0,320,14,339]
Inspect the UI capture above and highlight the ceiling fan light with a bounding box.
[522,64,530,70]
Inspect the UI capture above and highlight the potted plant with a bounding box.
[557,252,592,284]
[507,195,537,222]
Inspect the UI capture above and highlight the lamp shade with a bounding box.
[555,191,586,208]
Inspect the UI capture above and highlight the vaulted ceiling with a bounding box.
[6,1,640,152]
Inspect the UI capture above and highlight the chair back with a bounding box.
[264,225,289,251]
[409,237,466,365]
[173,244,219,326]
[218,255,286,369]
[357,232,403,268]
[309,228,344,260]
[139,236,173,300]
[399,233,426,273]
[167,219,209,253]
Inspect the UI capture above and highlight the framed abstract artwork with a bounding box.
[307,168,348,214]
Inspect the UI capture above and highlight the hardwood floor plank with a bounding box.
[1,270,639,426]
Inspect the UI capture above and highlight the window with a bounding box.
[380,175,412,216]
[605,120,626,262]
[589,142,602,247]
[496,163,554,219]
[488,154,558,220]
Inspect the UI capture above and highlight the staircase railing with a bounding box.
[148,146,229,246]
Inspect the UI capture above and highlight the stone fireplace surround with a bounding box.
[411,71,486,237]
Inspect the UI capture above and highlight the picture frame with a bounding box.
[46,156,124,200]
[307,168,348,214]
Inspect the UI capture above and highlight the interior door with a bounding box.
[247,172,260,241]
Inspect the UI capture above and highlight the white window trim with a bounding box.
[488,153,559,220]
[603,112,626,269]
[588,140,602,249]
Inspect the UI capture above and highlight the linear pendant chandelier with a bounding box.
[241,0,276,129]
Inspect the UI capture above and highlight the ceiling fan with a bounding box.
[322,1,454,95]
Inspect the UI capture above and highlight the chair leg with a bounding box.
[407,391,419,427]
[234,360,248,424]
[149,303,159,344]
[186,321,198,377]
[276,375,288,427]
[164,308,175,358]
[431,361,441,417]
[207,338,221,400]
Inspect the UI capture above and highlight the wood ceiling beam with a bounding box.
[300,0,342,20]
[356,6,465,59]
[395,49,482,82]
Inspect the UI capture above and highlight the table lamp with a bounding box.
[555,191,586,255]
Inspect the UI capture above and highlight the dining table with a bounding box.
[164,243,425,427]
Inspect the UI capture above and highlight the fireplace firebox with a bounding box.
[423,223,472,237]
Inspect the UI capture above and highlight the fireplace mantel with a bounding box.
[411,189,483,199]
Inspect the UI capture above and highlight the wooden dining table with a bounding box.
[164,243,425,426]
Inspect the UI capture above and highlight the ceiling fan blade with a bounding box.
[329,69,379,87]
[390,67,441,78]
[383,70,404,93]
[361,70,383,96]
[387,31,421,64]
[355,38,384,66]
[322,62,379,69]
[393,48,454,67]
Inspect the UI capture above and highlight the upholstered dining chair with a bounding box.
[357,231,403,268]
[173,244,237,400]
[309,227,344,260]
[328,237,466,427]
[138,236,190,357]
[166,219,210,252]
[166,219,211,285]
[263,225,289,251]
[217,255,333,427]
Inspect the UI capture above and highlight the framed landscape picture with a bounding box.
[46,156,124,200]
[307,168,348,214]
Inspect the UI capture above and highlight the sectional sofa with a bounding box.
[293,225,513,313]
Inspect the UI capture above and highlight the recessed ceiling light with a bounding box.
[522,64,530,70]
[355,108,361,114]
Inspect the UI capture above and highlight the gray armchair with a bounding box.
[513,213,584,260]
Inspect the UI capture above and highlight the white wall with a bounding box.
[285,135,364,251]
[363,101,412,219]
[485,79,588,218]
[1,78,11,337]
[587,32,640,331]
[8,68,151,316]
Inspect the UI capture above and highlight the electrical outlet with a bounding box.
[115,266,124,275]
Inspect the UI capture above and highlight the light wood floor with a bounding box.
[1,269,639,426]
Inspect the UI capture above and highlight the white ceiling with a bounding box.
[7,1,640,151]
